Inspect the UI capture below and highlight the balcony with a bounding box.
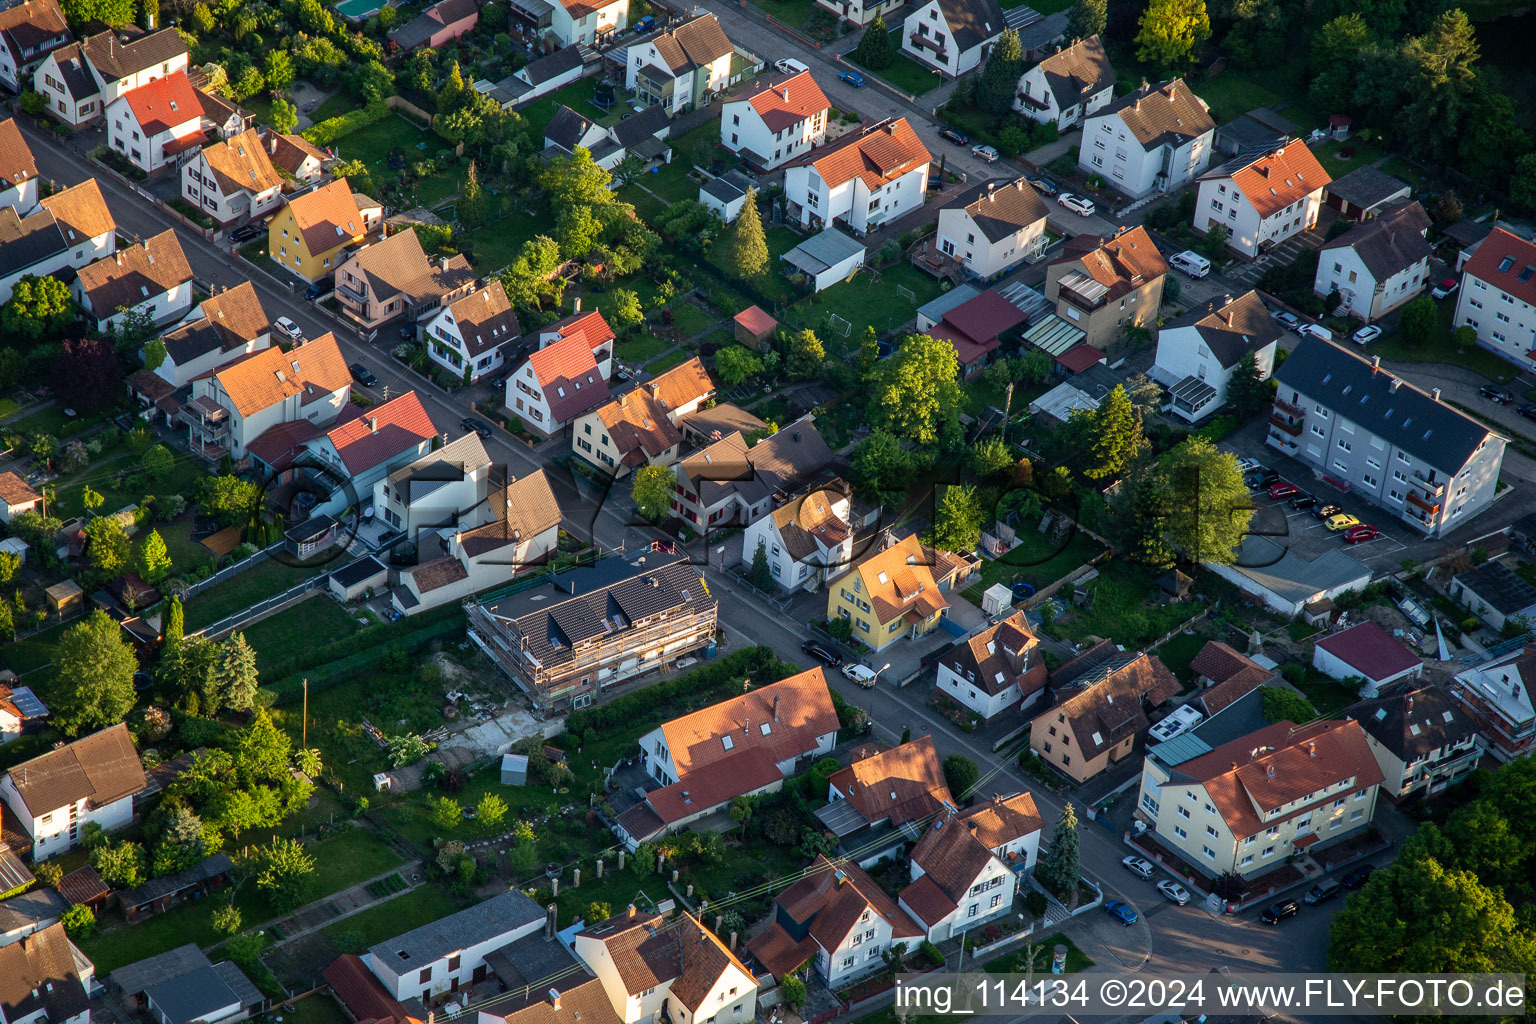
[1273,396,1304,418]
[1413,471,1444,497]
[907,32,946,57]
[1405,490,1441,516]
[1421,745,1480,775]
[337,280,369,306]
[1269,413,1303,437]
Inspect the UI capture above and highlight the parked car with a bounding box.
[348,362,377,387]
[1341,864,1376,889]
[1481,384,1515,404]
[1104,900,1139,926]
[459,417,492,439]
[1271,310,1301,331]
[399,322,418,341]
[1246,468,1280,489]
[1297,323,1333,342]
[631,14,656,33]
[1303,879,1343,905]
[1235,457,1262,474]
[1289,493,1318,511]
[1058,193,1096,217]
[1169,251,1212,278]
[839,70,865,87]
[801,640,843,667]
[1352,325,1382,345]
[939,127,969,146]
[1432,278,1459,299]
[971,144,999,163]
[1312,503,1342,520]
[1122,856,1155,879]
[1027,177,1058,196]
[1343,524,1380,544]
[230,223,262,242]
[1326,512,1362,532]
[1266,481,1300,500]
[775,58,809,75]
[273,316,303,341]
[1157,880,1190,905]
[304,280,330,300]
[842,664,878,687]
[1520,404,1536,422]
[1259,899,1300,924]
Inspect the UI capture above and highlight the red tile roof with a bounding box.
[526,334,610,423]
[661,667,838,777]
[0,471,42,507]
[324,954,416,1024]
[320,390,436,477]
[1462,227,1536,309]
[960,792,1042,850]
[774,855,923,949]
[1209,141,1330,220]
[746,71,831,132]
[543,310,616,357]
[827,735,953,825]
[1314,620,1422,683]
[0,119,37,193]
[214,333,351,417]
[119,70,200,137]
[898,872,956,926]
[644,746,781,824]
[795,117,930,191]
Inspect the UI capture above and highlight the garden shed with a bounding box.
[45,580,83,616]
[501,753,529,785]
[329,556,389,601]
[781,229,866,292]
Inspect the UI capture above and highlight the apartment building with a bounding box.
[740,483,854,593]
[1193,141,1329,258]
[335,228,474,331]
[149,282,271,388]
[1150,290,1282,422]
[826,533,977,651]
[74,229,193,334]
[1347,685,1481,800]
[372,432,493,539]
[35,26,188,128]
[0,0,71,94]
[104,69,205,174]
[1078,78,1213,198]
[180,127,284,226]
[783,118,930,236]
[1449,645,1536,762]
[1026,643,1179,784]
[932,176,1050,281]
[573,909,756,1024]
[268,178,382,283]
[1451,226,1536,372]
[625,13,734,115]
[423,280,522,384]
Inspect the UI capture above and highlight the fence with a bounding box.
[83,153,215,240]
[193,571,331,641]
[181,539,285,602]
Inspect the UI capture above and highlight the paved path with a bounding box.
[264,858,425,946]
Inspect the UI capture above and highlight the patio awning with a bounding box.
[1023,313,1086,356]
[814,798,871,838]
[1169,374,1218,411]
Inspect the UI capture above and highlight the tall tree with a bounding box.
[162,594,184,651]
[931,484,985,552]
[850,429,916,498]
[976,28,1024,115]
[458,160,486,228]
[751,540,773,590]
[1135,0,1211,70]
[271,97,298,135]
[51,610,137,735]
[787,329,825,379]
[1066,0,1107,40]
[55,338,122,413]
[726,189,768,280]
[630,465,675,523]
[941,754,979,800]
[264,50,295,92]
[868,334,964,446]
[136,529,172,584]
[1038,803,1082,897]
[200,474,262,527]
[0,274,75,342]
[214,633,260,713]
[83,516,131,582]
[853,14,896,69]
[1398,10,1481,162]
[499,236,565,312]
[1076,385,1142,480]
[253,837,317,912]
[1148,436,1251,564]
[1225,351,1269,419]
[1219,0,1284,69]
[1399,295,1437,346]
[714,345,763,386]
[540,148,614,208]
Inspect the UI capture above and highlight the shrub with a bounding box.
[919,940,944,966]
[61,904,95,938]
[1025,890,1048,916]
[565,647,793,735]
[303,100,390,146]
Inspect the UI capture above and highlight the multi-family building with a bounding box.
[73,229,193,334]
[900,0,1003,78]
[364,890,545,1002]
[0,0,71,94]
[1451,226,1536,372]
[826,532,976,650]
[625,13,734,115]
[148,281,271,388]
[571,357,715,477]
[1267,337,1506,537]
[372,432,492,539]
[0,723,146,860]
[740,483,853,593]
[104,68,205,174]
[1150,290,1282,422]
[466,555,717,710]
[1043,225,1166,356]
[1449,645,1536,762]
[268,178,382,283]
[784,118,930,236]
[423,280,522,383]
[825,735,955,836]
[899,794,1040,942]
[1014,35,1115,129]
[1193,141,1329,258]
[932,176,1049,281]
[35,26,188,128]
[180,127,284,226]
[549,0,627,47]
[1347,685,1481,801]
[573,909,757,1024]
[0,923,91,1024]
[506,332,612,438]
[0,118,39,216]
[1078,78,1213,198]
[1134,719,1382,876]
[617,667,838,845]
[671,417,836,529]
[720,71,829,172]
[934,610,1046,720]
[1314,200,1431,321]
[334,227,475,331]
[1026,642,1179,784]
[388,0,479,50]
[37,178,116,265]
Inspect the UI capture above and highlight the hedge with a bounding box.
[258,602,464,681]
[302,100,390,147]
[564,645,796,735]
[262,615,466,704]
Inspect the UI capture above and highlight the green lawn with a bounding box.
[240,594,363,675]
[184,558,330,631]
[1192,73,1289,127]
[1,620,72,678]
[984,931,1094,972]
[1153,632,1208,689]
[1047,564,1205,648]
[461,209,542,274]
[310,91,355,123]
[5,405,94,436]
[645,350,694,374]
[784,264,944,342]
[748,0,819,31]
[273,995,351,1024]
[1294,670,1361,718]
[616,335,674,365]
[55,446,208,519]
[619,185,669,222]
[160,517,216,574]
[963,530,1103,603]
[321,883,467,954]
[670,302,716,339]
[1367,296,1517,383]
[850,51,943,97]
[636,159,700,205]
[331,115,463,209]
[1312,137,1392,179]
[524,78,621,140]
[0,398,23,421]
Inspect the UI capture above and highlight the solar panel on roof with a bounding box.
[7,687,47,719]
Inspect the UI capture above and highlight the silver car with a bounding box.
[1122,855,1154,879]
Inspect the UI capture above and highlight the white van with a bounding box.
[774,59,809,76]
[1169,250,1211,278]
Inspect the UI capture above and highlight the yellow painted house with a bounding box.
[826,533,976,651]
[267,178,382,282]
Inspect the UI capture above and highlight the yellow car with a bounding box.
[1326,513,1361,532]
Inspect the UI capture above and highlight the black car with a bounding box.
[230,223,262,242]
[1341,864,1376,890]
[1481,385,1514,404]
[305,280,331,300]
[1289,493,1318,511]
[801,640,843,667]
[1313,503,1342,520]
[1259,899,1299,925]
[1246,468,1280,489]
[349,362,377,387]
[1519,404,1536,422]
[1303,879,1342,905]
[400,322,419,341]
[460,417,492,439]
[1027,177,1058,196]
[939,128,969,146]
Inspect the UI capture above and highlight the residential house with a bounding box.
[0,923,91,1024]
[748,857,923,986]
[1205,535,1372,617]
[679,402,768,446]
[506,332,612,438]
[813,0,904,27]
[934,610,1046,720]
[38,178,116,266]
[1449,645,1536,762]
[0,178,115,304]
[927,287,1029,378]
[573,909,757,1024]
[625,13,734,115]
[1348,686,1480,801]
[0,119,38,216]
[617,667,838,845]
[1450,561,1536,633]
[104,69,205,174]
[0,723,147,860]
[740,482,853,593]
[1312,620,1423,696]
[0,0,70,94]
[1150,290,1282,422]
[1194,141,1329,259]
[487,46,588,108]
[1134,718,1383,876]
[389,0,479,51]
[0,473,41,525]
[268,178,382,283]
[424,280,522,383]
[1026,643,1179,784]
[548,0,627,49]
[372,431,493,539]
[35,26,188,128]
[181,333,352,462]
[264,131,326,183]
[73,229,193,334]
[783,118,930,236]
[1323,165,1411,224]
[474,975,624,1024]
[1078,78,1214,199]
[1043,226,1166,356]
[1188,641,1275,718]
[150,281,271,388]
[0,890,67,948]
[571,357,715,477]
[180,127,284,226]
[1451,226,1536,373]
[111,947,261,1024]
[466,555,717,710]
[543,103,671,171]
[901,0,1004,78]
[826,532,977,651]
[268,390,436,503]
[720,71,829,172]
[194,87,250,140]
[1014,35,1115,130]
[671,417,836,529]
[824,735,955,845]
[1314,200,1431,321]
[534,310,615,378]
[899,797,1035,942]
[932,177,1049,281]
[1267,337,1507,537]
[393,469,562,614]
[334,227,475,331]
[363,890,546,1002]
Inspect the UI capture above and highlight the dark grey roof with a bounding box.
[1324,165,1411,211]
[702,170,750,203]
[388,0,479,49]
[46,43,97,100]
[211,961,263,1010]
[332,555,387,588]
[482,928,581,989]
[145,964,242,1024]
[110,944,211,997]
[1015,9,1067,52]
[119,852,232,910]
[934,0,1005,53]
[0,887,67,934]
[1150,686,1271,767]
[1034,35,1114,111]
[1347,685,1476,763]
[1321,200,1431,282]
[0,843,30,893]
[1222,536,1372,605]
[1163,290,1282,369]
[544,105,595,151]
[1275,336,1494,473]
[522,44,584,85]
[368,889,543,970]
[613,104,669,148]
[1454,561,1536,616]
[0,207,67,279]
[943,177,1049,244]
[1214,108,1295,153]
[1444,218,1495,249]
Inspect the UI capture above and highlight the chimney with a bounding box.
[1406,694,1414,716]
[1390,377,1402,393]
[368,416,378,432]
[549,990,562,1010]
[573,296,582,313]
[1307,741,1316,758]
[773,694,780,720]
[1432,388,1442,402]
[1371,355,1381,371]
[628,903,638,919]
[270,136,278,153]
[546,903,558,938]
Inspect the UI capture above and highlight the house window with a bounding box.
[989,894,1002,908]
[967,904,979,918]
[1206,825,1219,838]
[448,955,461,971]
[1141,793,1159,815]
[1178,806,1190,819]
[419,969,432,984]
[1202,846,1216,860]
[1262,846,1275,858]
[842,956,855,969]
[1173,825,1187,839]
